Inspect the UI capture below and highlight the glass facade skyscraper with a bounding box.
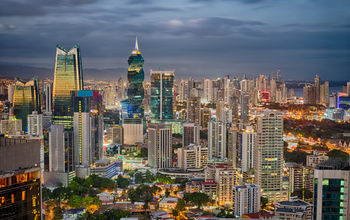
[13,77,40,131]
[52,45,83,129]
[126,38,144,118]
[150,70,174,120]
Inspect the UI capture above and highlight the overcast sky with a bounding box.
[0,0,349,80]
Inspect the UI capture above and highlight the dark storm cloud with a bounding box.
[0,0,101,17]
[0,0,349,80]
[190,0,268,4]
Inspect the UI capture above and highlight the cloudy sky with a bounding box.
[0,0,349,80]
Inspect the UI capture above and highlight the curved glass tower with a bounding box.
[13,77,40,131]
[126,37,144,118]
[53,45,83,129]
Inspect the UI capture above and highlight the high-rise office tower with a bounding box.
[27,111,43,136]
[182,122,200,147]
[255,111,287,202]
[315,74,320,104]
[314,159,350,220]
[13,77,40,131]
[43,81,53,114]
[187,97,201,124]
[208,121,227,159]
[45,124,74,186]
[0,137,41,219]
[148,123,172,169]
[53,45,83,129]
[126,37,144,118]
[240,93,249,125]
[234,184,261,217]
[150,70,175,120]
[73,90,103,178]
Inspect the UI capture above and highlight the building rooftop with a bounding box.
[316,158,350,170]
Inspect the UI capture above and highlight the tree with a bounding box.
[141,147,148,158]
[261,197,268,209]
[327,149,350,159]
[145,170,155,183]
[82,197,101,214]
[165,189,170,197]
[52,186,71,205]
[42,187,52,201]
[53,206,63,220]
[68,195,83,208]
[134,172,144,184]
[116,175,131,189]
[184,192,209,209]
[175,199,186,212]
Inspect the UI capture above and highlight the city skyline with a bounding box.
[0,0,349,80]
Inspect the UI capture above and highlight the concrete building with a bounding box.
[0,117,22,135]
[182,122,200,147]
[0,137,41,219]
[239,126,256,172]
[314,159,350,220]
[287,163,314,196]
[186,97,201,124]
[106,125,123,145]
[123,118,143,145]
[306,150,328,168]
[27,111,43,136]
[148,123,172,169]
[255,110,287,202]
[275,198,313,220]
[178,144,208,170]
[234,184,261,217]
[208,121,227,159]
[90,159,123,179]
[45,124,74,186]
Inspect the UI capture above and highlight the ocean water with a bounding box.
[292,86,343,98]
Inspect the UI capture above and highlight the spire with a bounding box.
[135,36,139,51]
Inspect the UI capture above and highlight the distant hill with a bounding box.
[0,64,127,81]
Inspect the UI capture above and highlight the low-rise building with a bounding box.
[275,198,313,220]
[90,159,122,179]
[159,197,178,210]
[306,150,328,168]
[97,192,115,205]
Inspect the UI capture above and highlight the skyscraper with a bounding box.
[27,111,43,136]
[235,184,261,217]
[187,97,201,124]
[240,93,249,125]
[315,74,320,104]
[148,123,172,169]
[13,77,40,131]
[73,90,103,178]
[150,70,175,120]
[43,81,53,114]
[208,121,227,159]
[314,159,350,219]
[255,110,287,202]
[239,126,256,173]
[52,45,83,129]
[182,122,200,147]
[126,37,144,118]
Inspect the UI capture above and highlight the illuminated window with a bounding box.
[341,180,344,186]
[322,179,328,185]
[11,194,14,203]
[22,191,26,201]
